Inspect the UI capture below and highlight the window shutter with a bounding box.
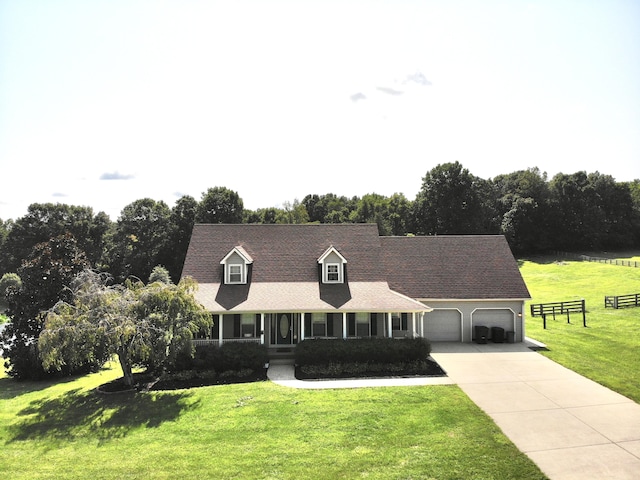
[233,314,241,337]
[401,313,408,330]
[327,313,334,337]
[304,314,312,336]
[370,313,378,336]
[213,315,220,339]
[255,314,261,335]
[348,313,356,336]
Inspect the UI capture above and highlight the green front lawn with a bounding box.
[522,257,640,403]
[0,362,546,480]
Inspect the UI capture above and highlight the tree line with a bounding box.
[1,162,639,284]
[1,161,639,380]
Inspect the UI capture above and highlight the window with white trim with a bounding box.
[312,317,327,337]
[227,264,244,284]
[392,313,408,331]
[318,246,346,284]
[241,316,255,337]
[220,246,252,285]
[326,263,340,283]
[356,318,371,337]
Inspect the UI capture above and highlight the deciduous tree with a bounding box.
[413,162,487,235]
[196,187,244,224]
[1,234,92,379]
[105,198,172,282]
[39,270,211,387]
[0,203,110,275]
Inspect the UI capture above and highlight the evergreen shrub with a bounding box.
[295,337,432,367]
[171,342,268,374]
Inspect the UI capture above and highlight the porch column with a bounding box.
[219,314,224,346]
[411,312,416,338]
[387,312,393,338]
[342,312,347,339]
[300,313,305,341]
[260,313,265,345]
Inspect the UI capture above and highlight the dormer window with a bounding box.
[326,264,340,282]
[220,246,253,285]
[227,264,244,284]
[318,246,347,284]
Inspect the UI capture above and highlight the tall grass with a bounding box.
[522,257,640,402]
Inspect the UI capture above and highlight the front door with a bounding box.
[271,313,295,345]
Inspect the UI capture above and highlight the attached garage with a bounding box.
[472,309,515,340]
[424,309,462,341]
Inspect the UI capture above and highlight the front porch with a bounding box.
[194,311,427,351]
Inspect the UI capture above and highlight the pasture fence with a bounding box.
[604,293,640,309]
[555,251,640,268]
[530,299,587,329]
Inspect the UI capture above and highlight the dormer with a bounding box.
[220,246,253,284]
[318,246,347,284]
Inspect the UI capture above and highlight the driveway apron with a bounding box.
[430,342,640,480]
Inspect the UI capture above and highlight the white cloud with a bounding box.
[99,172,135,181]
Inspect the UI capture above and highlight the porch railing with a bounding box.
[192,338,261,347]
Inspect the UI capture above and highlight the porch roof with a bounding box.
[194,281,432,314]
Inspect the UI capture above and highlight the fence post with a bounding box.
[582,299,586,327]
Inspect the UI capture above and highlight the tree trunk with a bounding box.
[117,349,134,387]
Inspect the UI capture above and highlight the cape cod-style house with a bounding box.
[181,224,530,353]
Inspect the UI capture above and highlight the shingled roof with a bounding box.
[182,223,385,284]
[182,224,530,313]
[380,235,530,300]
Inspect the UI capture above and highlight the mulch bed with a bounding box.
[96,371,268,393]
[295,358,446,380]
[97,358,447,392]
[149,370,268,391]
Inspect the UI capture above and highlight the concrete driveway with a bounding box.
[430,342,640,480]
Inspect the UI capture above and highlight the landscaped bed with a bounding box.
[296,357,445,380]
[97,368,269,393]
[294,337,444,380]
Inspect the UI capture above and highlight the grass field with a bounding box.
[521,256,640,403]
[0,363,546,480]
[3,254,637,479]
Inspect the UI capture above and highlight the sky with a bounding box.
[1,0,639,221]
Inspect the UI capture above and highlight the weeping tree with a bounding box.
[39,270,211,387]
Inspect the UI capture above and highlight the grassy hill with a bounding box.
[521,255,640,403]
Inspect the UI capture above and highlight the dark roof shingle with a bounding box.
[380,235,530,299]
[182,223,384,284]
[182,225,530,308]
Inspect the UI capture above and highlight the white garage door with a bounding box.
[472,309,514,334]
[424,309,462,341]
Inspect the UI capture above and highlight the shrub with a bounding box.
[295,337,431,367]
[169,342,268,374]
[219,342,269,372]
[0,272,21,301]
[148,265,172,284]
[298,359,436,378]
